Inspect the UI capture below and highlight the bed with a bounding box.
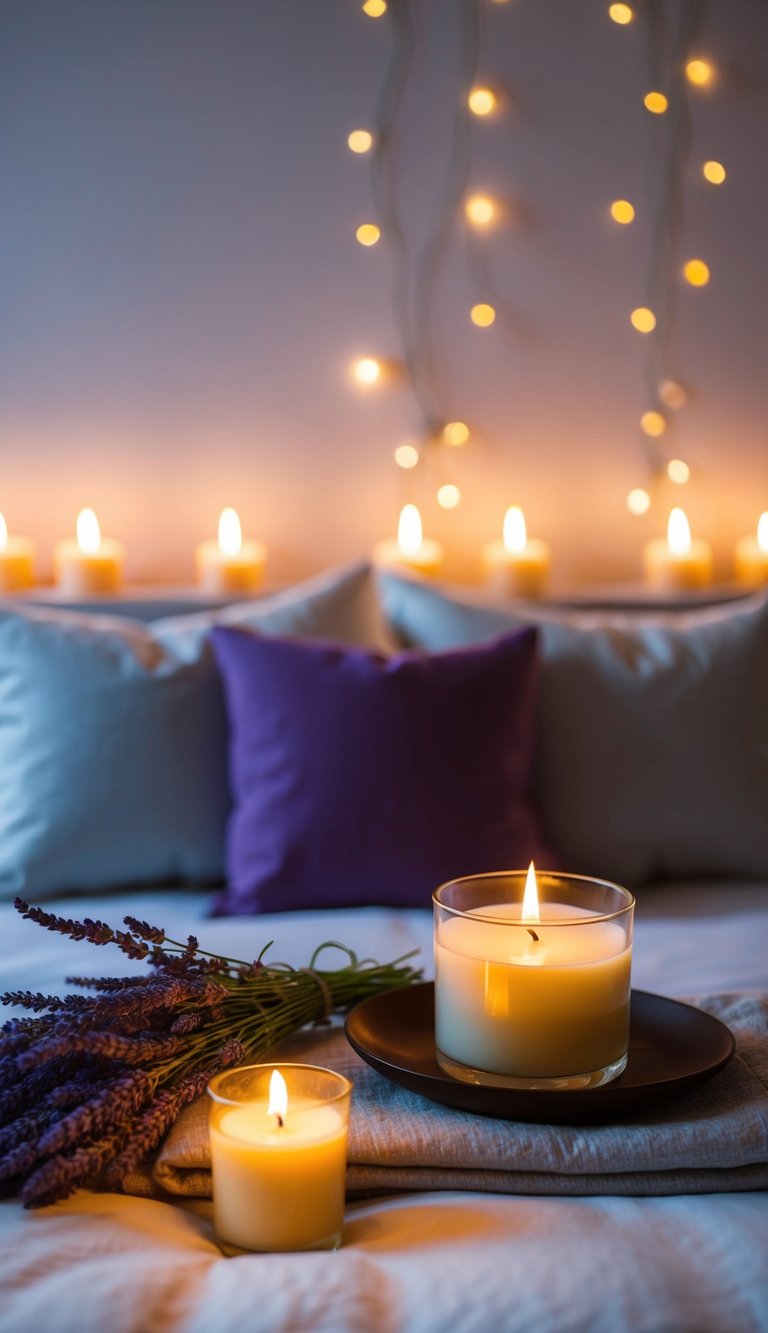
[0,568,766,1333]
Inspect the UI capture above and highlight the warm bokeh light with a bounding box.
[702,159,726,185]
[398,503,423,556]
[667,507,691,555]
[468,87,496,116]
[268,1070,288,1121]
[394,443,419,470]
[353,356,382,385]
[522,860,539,922]
[437,484,461,509]
[644,91,668,114]
[356,223,381,246]
[470,302,496,327]
[610,199,635,224]
[630,306,656,333]
[465,194,495,226]
[608,3,634,23]
[503,505,527,555]
[667,458,691,485]
[659,378,687,409]
[627,488,651,515]
[641,410,666,437]
[348,129,373,154]
[362,0,387,16]
[218,507,242,557]
[683,258,710,287]
[686,58,714,87]
[442,420,470,446]
[0,512,6,550]
[758,512,768,553]
[76,508,101,555]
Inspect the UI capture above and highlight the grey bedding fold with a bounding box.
[122,993,768,1201]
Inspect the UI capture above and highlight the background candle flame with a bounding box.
[522,860,540,923]
[397,503,423,557]
[76,508,101,555]
[503,505,527,555]
[667,507,691,556]
[268,1069,288,1122]
[757,512,768,554]
[0,512,7,551]
[218,507,243,558]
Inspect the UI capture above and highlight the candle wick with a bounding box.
[526,928,539,943]
[275,1114,284,1129]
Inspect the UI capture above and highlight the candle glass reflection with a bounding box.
[207,1063,352,1254]
[433,871,634,1091]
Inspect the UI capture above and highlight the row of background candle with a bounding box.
[2,504,768,599]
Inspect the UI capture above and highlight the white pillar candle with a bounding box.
[483,506,551,599]
[373,504,444,577]
[643,507,712,591]
[208,1064,352,1253]
[434,866,634,1089]
[54,509,124,596]
[734,512,768,587]
[0,512,35,592]
[196,507,266,595]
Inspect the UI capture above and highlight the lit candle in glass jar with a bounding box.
[483,506,551,599]
[734,512,768,587]
[0,512,35,592]
[54,509,125,596]
[373,504,444,577]
[643,508,712,591]
[195,508,266,594]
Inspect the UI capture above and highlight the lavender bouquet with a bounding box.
[0,899,421,1208]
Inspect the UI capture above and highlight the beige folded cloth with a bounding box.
[123,993,768,1200]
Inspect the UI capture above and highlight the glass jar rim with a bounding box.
[433,869,635,925]
[207,1062,353,1108]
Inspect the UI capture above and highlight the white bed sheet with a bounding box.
[1,882,767,1333]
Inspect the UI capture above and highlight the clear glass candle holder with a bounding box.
[433,871,635,1091]
[207,1063,352,1254]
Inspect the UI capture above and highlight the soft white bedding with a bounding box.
[1,883,767,1333]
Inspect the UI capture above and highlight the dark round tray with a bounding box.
[345,983,735,1124]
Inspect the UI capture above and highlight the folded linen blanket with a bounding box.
[123,994,768,1200]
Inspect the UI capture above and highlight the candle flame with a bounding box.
[757,512,768,554]
[0,512,7,551]
[76,508,101,555]
[503,506,527,555]
[521,860,540,923]
[268,1069,288,1125]
[667,507,691,556]
[398,503,423,557]
[218,507,242,558]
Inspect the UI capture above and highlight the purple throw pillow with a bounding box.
[210,626,553,914]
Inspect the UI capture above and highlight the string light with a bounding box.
[627,488,651,515]
[467,87,497,117]
[630,307,656,333]
[442,421,470,446]
[356,223,381,246]
[685,58,714,87]
[437,484,461,509]
[640,410,666,437]
[353,357,381,385]
[362,0,387,17]
[394,444,419,469]
[683,258,710,286]
[465,194,496,226]
[470,302,496,326]
[702,159,726,184]
[658,379,687,409]
[609,3,634,23]
[610,199,635,224]
[644,91,668,114]
[348,129,373,154]
[667,458,691,484]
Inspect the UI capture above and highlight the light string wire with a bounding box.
[641,0,708,480]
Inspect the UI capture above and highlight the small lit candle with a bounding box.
[373,504,444,577]
[734,512,768,587]
[0,512,35,592]
[643,507,713,591]
[54,509,124,596]
[483,506,551,599]
[434,864,634,1089]
[195,508,267,595]
[208,1064,352,1254]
